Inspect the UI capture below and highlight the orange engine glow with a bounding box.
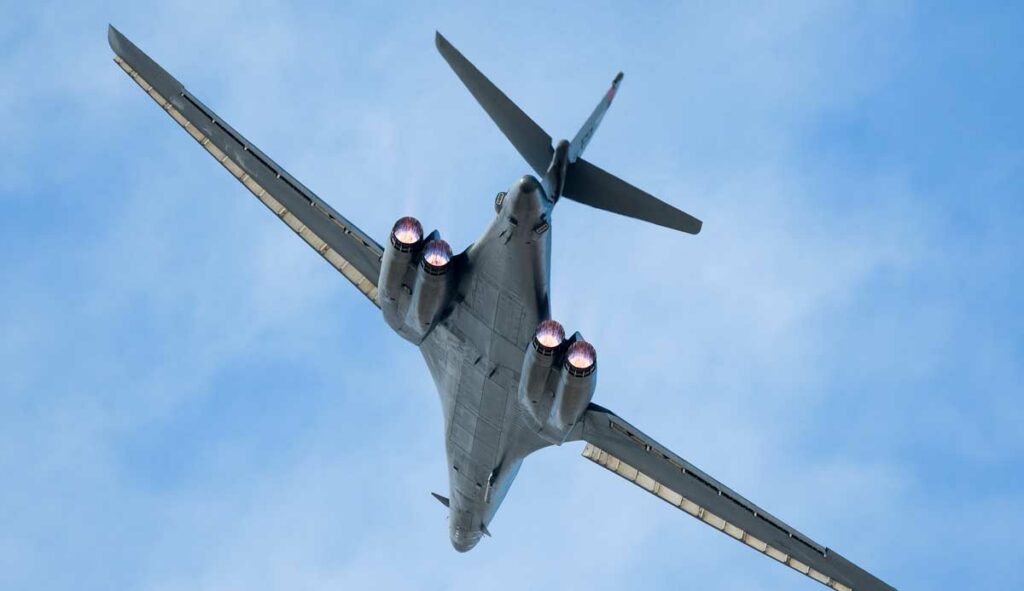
[422,239,452,268]
[566,340,596,373]
[534,320,565,351]
[392,216,423,247]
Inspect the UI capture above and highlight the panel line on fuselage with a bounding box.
[421,176,556,550]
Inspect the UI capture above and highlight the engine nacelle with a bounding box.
[379,217,424,331]
[519,322,598,439]
[405,239,454,337]
[518,320,566,426]
[552,338,597,432]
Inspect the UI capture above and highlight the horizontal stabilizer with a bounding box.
[563,158,703,234]
[435,32,553,176]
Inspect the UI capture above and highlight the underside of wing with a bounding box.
[108,25,383,305]
[580,404,896,591]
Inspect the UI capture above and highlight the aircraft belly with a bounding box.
[423,272,548,503]
[443,287,526,495]
[417,212,553,536]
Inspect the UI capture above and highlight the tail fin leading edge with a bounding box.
[568,72,623,163]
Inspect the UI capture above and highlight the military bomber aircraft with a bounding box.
[107,25,896,590]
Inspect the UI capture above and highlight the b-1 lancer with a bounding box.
[108,25,895,591]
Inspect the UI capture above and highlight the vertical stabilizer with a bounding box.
[568,72,623,162]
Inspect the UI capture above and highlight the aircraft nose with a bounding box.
[450,529,482,553]
[451,536,478,553]
[449,507,484,553]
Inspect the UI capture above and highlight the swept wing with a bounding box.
[580,404,896,591]
[107,26,383,305]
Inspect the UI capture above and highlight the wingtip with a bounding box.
[107,23,121,51]
[613,71,624,85]
[435,30,447,50]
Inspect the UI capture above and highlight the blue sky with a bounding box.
[1,1,1022,589]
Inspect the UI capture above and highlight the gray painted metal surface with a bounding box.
[108,25,896,590]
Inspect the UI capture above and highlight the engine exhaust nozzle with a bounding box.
[422,239,452,274]
[565,340,596,377]
[390,216,423,251]
[533,320,565,354]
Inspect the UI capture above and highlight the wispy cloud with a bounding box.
[1,2,1021,590]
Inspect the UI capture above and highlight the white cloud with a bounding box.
[1,2,1021,590]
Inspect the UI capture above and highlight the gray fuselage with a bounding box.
[418,174,558,551]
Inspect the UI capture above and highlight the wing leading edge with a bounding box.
[580,404,896,591]
[107,25,383,305]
